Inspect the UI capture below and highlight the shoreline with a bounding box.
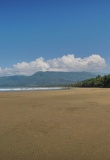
[0,87,69,92]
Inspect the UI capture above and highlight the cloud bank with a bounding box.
[0,54,106,76]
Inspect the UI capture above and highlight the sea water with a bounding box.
[0,87,67,92]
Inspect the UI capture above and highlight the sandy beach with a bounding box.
[0,88,110,160]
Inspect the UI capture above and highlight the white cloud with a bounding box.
[0,54,106,76]
[47,54,106,72]
[13,57,49,75]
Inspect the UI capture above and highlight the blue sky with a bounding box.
[0,0,110,75]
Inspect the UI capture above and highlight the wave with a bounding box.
[0,87,67,92]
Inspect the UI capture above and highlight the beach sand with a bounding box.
[0,88,110,160]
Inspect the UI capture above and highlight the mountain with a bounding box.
[71,74,110,88]
[0,71,97,87]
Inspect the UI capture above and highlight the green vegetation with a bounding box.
[0,71,97,87]
[70,74,110,88]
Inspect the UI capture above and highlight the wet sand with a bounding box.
[0,88,110,160]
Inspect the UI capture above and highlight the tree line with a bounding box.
[69,74,110,88]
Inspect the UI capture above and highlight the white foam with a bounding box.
[0,87,66,92]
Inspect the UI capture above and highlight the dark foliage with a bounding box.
[71,74,110,88]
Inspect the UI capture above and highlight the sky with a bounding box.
[0,0,110,76]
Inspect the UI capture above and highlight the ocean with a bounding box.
[0,87,67,92]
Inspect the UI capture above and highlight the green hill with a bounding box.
[71,74,110,88]
[0,71,97,87]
